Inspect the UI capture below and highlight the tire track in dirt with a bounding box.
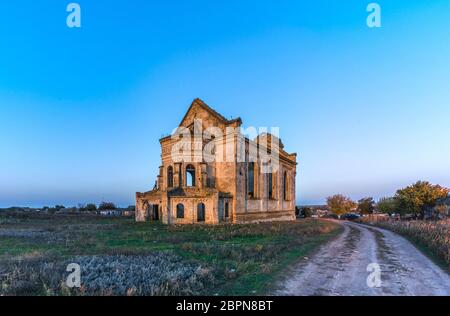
[274,221,450,296]
[360,223,450,296]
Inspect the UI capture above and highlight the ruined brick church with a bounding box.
[136,99,297,224]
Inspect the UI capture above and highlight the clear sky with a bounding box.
[1,0,450,207]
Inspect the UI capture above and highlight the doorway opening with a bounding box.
[197,203,205,222]
[152,205,159,221]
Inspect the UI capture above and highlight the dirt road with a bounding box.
[275,221,450,296]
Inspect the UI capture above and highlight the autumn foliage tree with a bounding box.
[357,197,375,215]
[394,181,449,218]
[326,194,357,215]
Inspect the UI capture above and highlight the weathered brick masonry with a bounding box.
[136,98,297,224]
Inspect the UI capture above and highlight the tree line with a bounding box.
[40,202,134,214]
[324,181,449,219]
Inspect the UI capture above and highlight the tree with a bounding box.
[78,203,97,212]
[395,181,449,218]
[377,197,398,214]
[85,203,97,212]
[98,202,117,210]
[357,197,375,215]
[326,195,357,215]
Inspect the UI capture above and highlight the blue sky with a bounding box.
[1,0,450,207]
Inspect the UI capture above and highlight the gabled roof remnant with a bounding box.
[179,98,242,127]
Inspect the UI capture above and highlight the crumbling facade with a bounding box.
[136,99,297,224]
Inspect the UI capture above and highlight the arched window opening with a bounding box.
[167,166,174,188]
[186,165,196,187]
[176,204,184,219]
[283,171,288,201]
[248,162,255,198]
[197,203,205,222]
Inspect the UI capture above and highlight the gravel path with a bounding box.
[275,221,450,296]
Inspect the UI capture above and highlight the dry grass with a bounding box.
[0,253,213,296]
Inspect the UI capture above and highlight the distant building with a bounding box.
[122,210,135,217]
[99,209,122,217]
[428,196,450,219]
[297,205,329,218]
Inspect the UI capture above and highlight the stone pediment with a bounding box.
[179,98,240,130]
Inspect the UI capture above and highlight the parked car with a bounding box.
[340,213,360,221]
[323,213,339,220]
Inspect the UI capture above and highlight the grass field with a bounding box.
[0,212,341,296]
